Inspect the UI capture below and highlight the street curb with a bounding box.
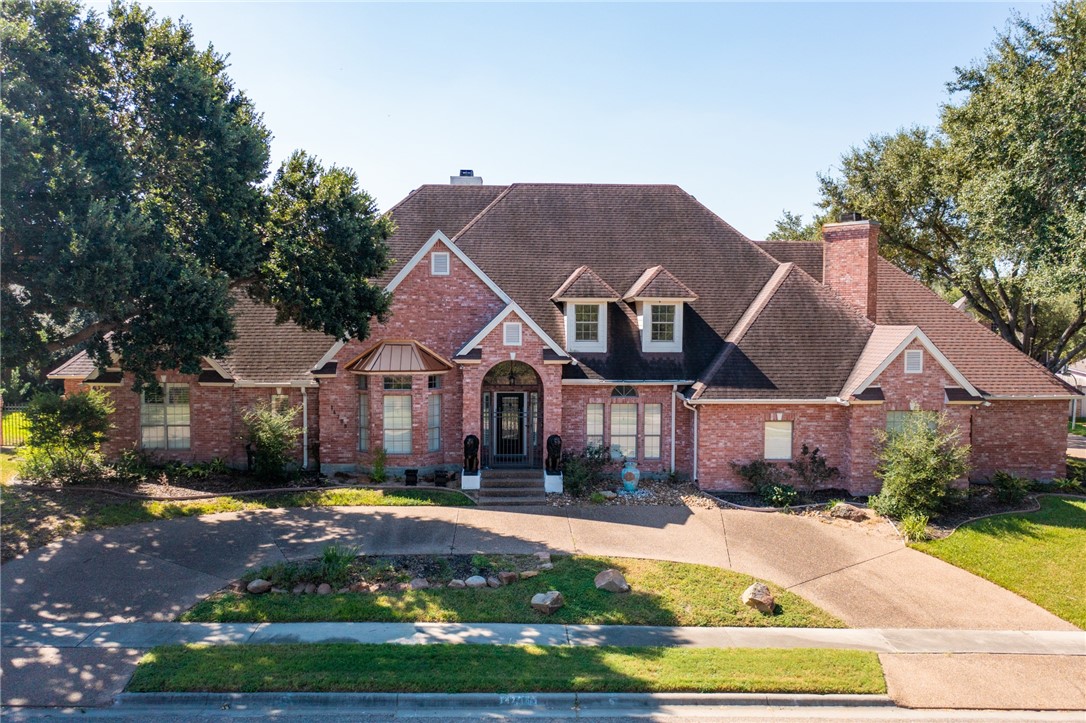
[113,691,896,711]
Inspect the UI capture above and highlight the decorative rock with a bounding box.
[741,583,776,614]
[520,570,539,579]
[350,581,368,593]
[270,587,287,594]
[317,583,333,595]
[829,503,869,522]
[292,584,307,595]
[337,587,349,594]
[534,552,552,564]
[498,571,519,585]
[486,576,501,588]
[530,590,565,615]
[600,490,617,500]
[409,578,430,590]
[304,583,317,595]
[448,579,467,589]
[465,575,487,589]
[594,569,630,593]
[538,562,554,571]
[246,579,272,594]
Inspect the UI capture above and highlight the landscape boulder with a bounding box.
[600,490,617,500]
[538,563,554,571]
[741,583,775,614]
[520,570,539,579]
[292,583,307,595]
[316,583,333,595]
[829,503,869,522]
[498,571,519,585]
[531,590,565,615]
[246,579,272,594]
[594,569,630,593]
[448,579,467,589]
[409,578,430,590]
[535,552,552,564]
[465,575,487,589]
[486,576,502,588]
[304,583,317,594]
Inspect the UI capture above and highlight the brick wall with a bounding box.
[823,220,879,320]
[971,399,1067,481]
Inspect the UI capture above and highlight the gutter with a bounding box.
[301,388,309,470]
[680,395,698,483]
[670,384,677,475]
[685,396,848,406]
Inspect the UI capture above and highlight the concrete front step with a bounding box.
[481,477,545,489]
[477,496,547,507]
[482,469,544,480]
[478,487,544,498]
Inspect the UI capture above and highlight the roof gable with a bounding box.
[551,266,620,301]
[840,325,979,399]
[623,265,697,302]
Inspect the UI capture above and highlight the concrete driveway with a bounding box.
[1,503,1073,631]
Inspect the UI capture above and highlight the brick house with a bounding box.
[50,181,1078,496]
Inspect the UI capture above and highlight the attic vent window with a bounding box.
[431,252,450,276]
[904,349,924,374]
[503,321,522,346]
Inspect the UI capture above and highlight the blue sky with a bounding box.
[103,2,1040,238]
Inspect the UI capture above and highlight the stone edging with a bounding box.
[7,480,473,504]
[918,492,1086,542]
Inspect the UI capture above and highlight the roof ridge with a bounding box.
[689,263,795,399]
[450,185,516,243]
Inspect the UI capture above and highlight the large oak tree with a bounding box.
[1,0,393,390]
[777,1,1086,371]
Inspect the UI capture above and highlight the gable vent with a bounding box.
[431,251,450,276]
[503,321,522,346]
[904,349,923,374]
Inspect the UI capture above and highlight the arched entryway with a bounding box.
[481,361,543,469]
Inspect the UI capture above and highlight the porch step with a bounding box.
[481,476,544,489]
[478,486,544,498]
[477,471,546,507]
[476,495,548,507]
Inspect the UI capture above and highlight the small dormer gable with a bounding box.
[623,266,697,353]
[552,266,618,354]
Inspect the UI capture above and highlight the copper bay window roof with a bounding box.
[344,340,454,375]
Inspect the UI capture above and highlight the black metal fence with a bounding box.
[1,404,30,447]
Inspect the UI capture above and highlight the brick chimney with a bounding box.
[822,215,879,321]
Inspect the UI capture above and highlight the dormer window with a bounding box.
[563,302,607,353]
[649,304,676,343]
[623,266,696,354]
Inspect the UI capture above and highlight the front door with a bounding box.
[495,393,525,460]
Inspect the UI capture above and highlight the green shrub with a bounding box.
[1050,477,1084,493]
[899,513,930,542]
[788,444,839,491]
[18,390,114,485]
[318,544,359,589]
[242,401,301,481]
[110,449,156,483]
[761,483,798,508]
[589,491,606,504]
[992,471,1031,505]
[371,447,387,483]
[868,411,971,519]
[561,445,615,498]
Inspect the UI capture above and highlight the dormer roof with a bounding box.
[623,266,698,302]
[551,265,620,301]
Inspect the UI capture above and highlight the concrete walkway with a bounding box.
[4,621,1084,654]
[1,503,1081,712]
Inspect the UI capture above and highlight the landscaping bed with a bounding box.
[126,643,885,694]
[182,554,844,628]
[914,495,1086,628]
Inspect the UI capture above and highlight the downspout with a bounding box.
[301,388,309,471]
[681,397,698,483]
[670,384,677,475]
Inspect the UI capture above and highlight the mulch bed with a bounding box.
[707,488,869,510]
[923,484,1040,539]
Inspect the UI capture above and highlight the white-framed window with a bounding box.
[640,302,683,352]
[565,302,607,353]
[586,403,604,449]
[141,383,190,450]
[503,321,522,346]
[383,395,412,454]
[427,394,441,452]
[644,404,662,459]
[764,421,793,461]
[359,392,370,452]
[384,375,411,390]
[904,349,923,374]
[611,403,637,460]
[431,251,450,276]
[886,410,937,436]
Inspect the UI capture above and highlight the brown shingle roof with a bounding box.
[47,350,96,379]
[623,266,698,301]
[759,240,1074,398]
[551,266,620,301]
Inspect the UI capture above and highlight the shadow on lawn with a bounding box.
[962,495,1086,539]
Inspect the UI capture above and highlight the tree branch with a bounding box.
[44,321,117,353]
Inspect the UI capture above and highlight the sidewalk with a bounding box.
[4,621,1085,654]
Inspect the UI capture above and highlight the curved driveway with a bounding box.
[0,504,1075,631]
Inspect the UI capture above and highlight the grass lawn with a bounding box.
[182,555,844,628]
[0,450,470,563]
[1069,419,1086,436]
[914,496,1086,629]
[126,643,885,695]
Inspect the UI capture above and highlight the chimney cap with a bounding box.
[459,169,474,177]
[838,212,865,223]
